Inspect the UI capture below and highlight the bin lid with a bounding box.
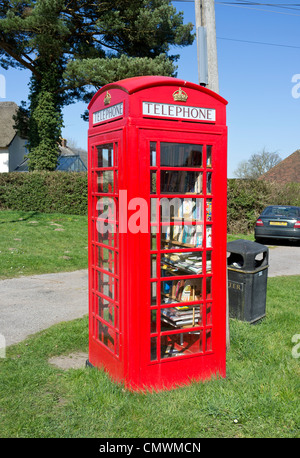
[227,239,268,255]
[227,239,269,271]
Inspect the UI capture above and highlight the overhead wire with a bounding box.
[215,2,300,16]
[172,0,300,6]
[173,0,300,15]
[171,1,300,50]
[217,36,300,49]
[222,1,300,11]
[227,2,300,11]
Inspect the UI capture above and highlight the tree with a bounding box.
[234,149,282,179]
[0,0,194,170]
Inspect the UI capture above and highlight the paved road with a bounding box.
[268,245,300,277]
[0,270,88,346]
[0,244,299,347]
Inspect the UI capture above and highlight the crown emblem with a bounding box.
[173,87,188,102]
[104,91,112,105]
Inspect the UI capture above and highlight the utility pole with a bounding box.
[195,0,219,94]
[195,1,228,347]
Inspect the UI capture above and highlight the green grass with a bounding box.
[0,210,88,279]
[0,209,252,279]
[227,233,255,242]
[0,210,299,437]
[0,276,299,438]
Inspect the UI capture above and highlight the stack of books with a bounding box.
[161,305,201,328]
[162,253,203,275]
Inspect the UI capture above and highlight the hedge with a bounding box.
[0,172,87,215]
[227,179,300,233]
[0,172,299,233]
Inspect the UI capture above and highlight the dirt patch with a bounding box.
[48,351,88,370]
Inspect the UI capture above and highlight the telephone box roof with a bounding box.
[88,75,228,110]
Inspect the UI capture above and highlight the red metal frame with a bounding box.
[87,76,228,391]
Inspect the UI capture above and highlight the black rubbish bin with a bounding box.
[227,239,269,323]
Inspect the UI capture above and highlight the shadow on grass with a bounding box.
[0,211,39,224]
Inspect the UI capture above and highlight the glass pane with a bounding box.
[151,254,157,278]
[161,305,202,331]
[160,198,203,223]
[161,252,203,276]
[206,329,212,352]
[206,199,212,221]
[151,171,157,194]
[207,145,212,168]
[151,309,157,332]
[206,277,212,299]
[160,171,203,194]
[97,246,114,273]
[97,320,115,351]
[97,222,116,247]
[206,227,212,248]
[160,143,203,167]
[161,224,203,249]
[160,197,180,222]
[115,252,119,276]
[151,198,158,223]
[150,337,157,361]
[151,282,157,305]
[161,331,203,359]
[150,226,158,250]
[161,278,203,304]
[114,142,118,167]
[114,170,118,192]
[206,172,212,194]
[115,306,119,329]
[206,251,212,273]
[96,197,116,221]
[97,271,114,299]
[96,171,114,193]
[150,142,157,166]
[97,295,115,326]
[97,144,113,167]
[206,303,212,325]
[115,279,119,303]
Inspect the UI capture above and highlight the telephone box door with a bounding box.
[88,129,124,381]
[137,129,227,389]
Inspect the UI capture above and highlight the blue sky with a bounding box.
[1,1,300,177]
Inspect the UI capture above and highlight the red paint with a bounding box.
[87,76,228,391]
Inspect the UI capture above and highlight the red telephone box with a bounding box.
[87,76,228,391]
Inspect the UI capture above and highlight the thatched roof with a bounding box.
[0,101,18,148]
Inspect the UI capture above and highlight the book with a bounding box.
[179,279,202,302]
[182,200,194,218]
[161,253,203,275]
[161,306,201,328]
[193,199,203,220]
[206,227,212,247]
[206,200,212,221]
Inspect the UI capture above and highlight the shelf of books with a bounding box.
[149,141,214,360]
